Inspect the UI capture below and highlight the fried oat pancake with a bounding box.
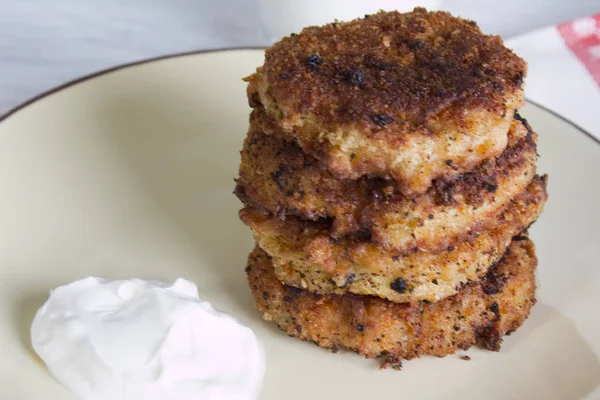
[241,176,547,303]
[236,113,536,253]
[246,9,526,196]
[246,237,537,369]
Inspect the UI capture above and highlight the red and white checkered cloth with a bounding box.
[506,13,600,139]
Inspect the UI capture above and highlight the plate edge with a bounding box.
[0,47,265,122]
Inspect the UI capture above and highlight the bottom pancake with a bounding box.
[246,238,537,369]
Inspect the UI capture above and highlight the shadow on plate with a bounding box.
[13,292,48,364]
[454,302,600,399]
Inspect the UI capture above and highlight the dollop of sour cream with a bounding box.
[31,277,264,400]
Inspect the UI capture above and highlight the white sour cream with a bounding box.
[31,277,264,400]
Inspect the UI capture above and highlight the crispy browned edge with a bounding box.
[235,111,536,253]
[246,238,537,369]
[240,175,546,303]
[249,8,526,137]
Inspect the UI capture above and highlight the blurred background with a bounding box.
[0,0,598,114]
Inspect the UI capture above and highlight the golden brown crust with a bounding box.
[236,114,536,253]
[246,238,537,369]
[247,9,527,195]
[240,175,547,303]
[256,9,525,128]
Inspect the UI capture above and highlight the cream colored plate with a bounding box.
[0,49,599,399]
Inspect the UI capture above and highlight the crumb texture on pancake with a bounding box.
[241,175,547,303]
[246,8,527,195]
[246,237,537,369]
[236,114,536,252]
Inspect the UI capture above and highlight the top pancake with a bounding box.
[246,8,527,196]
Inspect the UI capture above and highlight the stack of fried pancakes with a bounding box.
[235,8,547,368]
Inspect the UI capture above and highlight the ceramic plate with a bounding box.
[0,49,599,399]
